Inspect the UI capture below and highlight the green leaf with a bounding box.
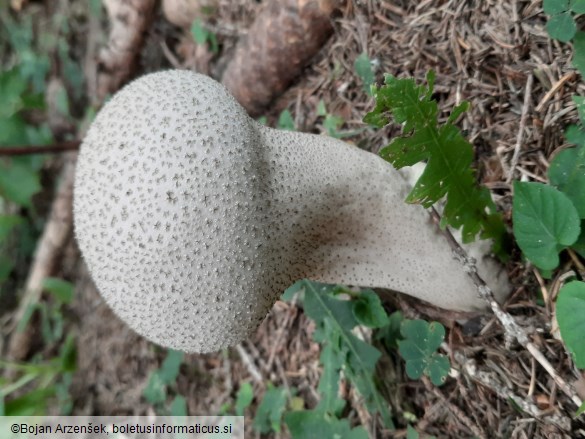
[317,100,327,116]
[547,12,577,42]
[354,52,375,96]
[376,311,404,350]
[143,372,166,405]
[364,71,506,252]
[565,124,585,145]
[235,382,253,416]
[398,319,450,386]
[406,425,420,439]
[253,384,290,434]
[158,349,184,384]
[0,159,41,207]
[0,68,27,118]
[573,222,585,258]
[556,281,585,368]
[277,109,295,131]
[3,387,55,416]
[298,280,394,428]
[352,290,389,328]
[574,32,585,77]
[571,0,585,13]
[0,255,13,284]
[170,395,187,416]
[0,215,23,243]
[574,96,585,125]
[191,18,208,45]
[544,0,569,14]
[512,181,581,270]
[285,411,369,439]
[548,144,585,218]
[316,342,345,416]
[576,399,585,417]
[43,278,74,304]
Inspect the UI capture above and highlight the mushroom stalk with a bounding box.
[74,70,508,353]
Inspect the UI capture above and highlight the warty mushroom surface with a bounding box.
[74,70,509,353]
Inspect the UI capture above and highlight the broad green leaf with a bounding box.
[43,277,74,304]
[513,181,581,270]
[235,382,253,416]
[253,384,290,434]
[547,12,576,42]
[571,0,585,13]
[285,411,369,439]
[191,18,208,45]
[548,145,585,218]
[352,290,389,328]
[3,387,55,415]
[565,124,585,145]
[0,68,27,118]
[573,222,585,258]
[0,160,41,207]
[556,281,585,368]
[544,0,569,14]
[574,32,585,78]
[574,96,585,125]
[354,52,374,96]
[398,320,450,386]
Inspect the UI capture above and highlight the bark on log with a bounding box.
[222,0,341,116]
[97,0,156,100]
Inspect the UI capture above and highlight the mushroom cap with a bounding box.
[74,70,291,352]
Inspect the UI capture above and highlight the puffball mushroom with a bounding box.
[74,70,508,353]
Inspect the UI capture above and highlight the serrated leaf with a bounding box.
[364,71,506,251]
[556,281,585,368]
[316,342,345,416]
[253,384,290,434]
[235,382,253,416]
[544,0,570,14]
[354,52,374,96]
[513,181,581,270]
[285,411,369,439]
[299,280,394,428]
[398,320,450,386]
[547,12,577,42]
[0,159,41,207]
[574,32,585,77]
[548,145,585,218]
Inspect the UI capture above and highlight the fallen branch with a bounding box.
[0,141,79,156]
[429,207,583,410]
